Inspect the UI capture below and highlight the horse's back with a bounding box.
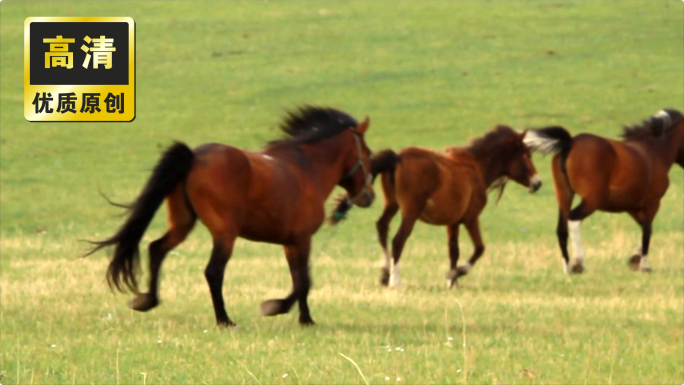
[394,147,442,194]
[190,143,253,188]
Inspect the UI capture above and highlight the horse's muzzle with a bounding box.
[353,190,375,208]
[529,179,542,193]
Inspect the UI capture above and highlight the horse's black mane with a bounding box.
[466,125,520,157]
[269,106,358,147]
[621,108,683,141]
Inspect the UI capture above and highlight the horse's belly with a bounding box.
[604,179,650,211]
[603,192,642,212]
[419,195,467,225]
[239,217,288,244]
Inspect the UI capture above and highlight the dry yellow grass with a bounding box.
[2,229,682,383]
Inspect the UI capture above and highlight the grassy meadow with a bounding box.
[1,1,683,383]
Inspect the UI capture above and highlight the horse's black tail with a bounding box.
[84,142,195,293]
[370,149,401,185]
[524,126,573,175]
[329,149,401,225]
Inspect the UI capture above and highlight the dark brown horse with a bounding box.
[524,109,684,274]
[87,106,375,326]
[335,125,541,288]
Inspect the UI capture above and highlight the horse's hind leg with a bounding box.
[552,155,575,274]
[389,213,420,288]
[130,184,196,312]
[567,200,598,274]
[205,234,237,327]
[376,201,399,286]
[556,211,571,274]
[261,238,315,325]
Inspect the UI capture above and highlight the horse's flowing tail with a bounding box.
[329,149,401,225]
[85,142,195,293]
[524,126,573,174]
[524,126,572,155]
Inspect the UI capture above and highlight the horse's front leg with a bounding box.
[628,209,656,272]
[445,223,461,288]
[260,238,315,325]
[456,217,484,279]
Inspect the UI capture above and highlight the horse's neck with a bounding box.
[281,142,346,197]
[633,133,681,168]
[472,154,505,187]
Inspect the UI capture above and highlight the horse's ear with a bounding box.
[356,116,370,134]
[518,129,528,143]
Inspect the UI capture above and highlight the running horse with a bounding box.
[524,109,684,274]
[87,106,375,326]
[333,125,541,288]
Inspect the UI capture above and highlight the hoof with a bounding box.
[388,270,402,288]
[445,269,459,288]
[128,293,159,312]
[388,276,402,289]
[455,265,470,278]
[380,268,390,286]
[217,319,237,328]
[640,266,653,273]
[628,255,641,271]
[299,317,316,326]
[570,263,585,274]
[260,299,290,317]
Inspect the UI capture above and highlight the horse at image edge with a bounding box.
[524,108,684,273]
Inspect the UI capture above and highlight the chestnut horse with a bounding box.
[335,125,541,288]
[87,106,375,326]
[524,109,684,274]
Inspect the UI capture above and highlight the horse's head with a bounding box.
[652,108,684,168]
[505,130,542,193]
[338,117,375,208]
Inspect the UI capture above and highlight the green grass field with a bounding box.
[1,1,683,384]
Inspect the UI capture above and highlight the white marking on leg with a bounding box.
[389,260,401,288]
[640,255,651,270]
[633,245,643,257]
[563,260,571,274]
[568,220,584,267]
[379,248,391,269]
[459,262,472,274]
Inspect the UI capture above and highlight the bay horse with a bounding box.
[524,109,684,274]
[334,125,541,288]
[86,106,375,327]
